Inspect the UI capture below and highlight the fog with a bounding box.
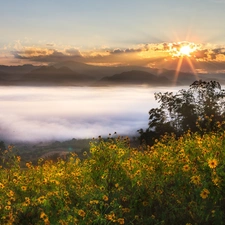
[0,85,185,142]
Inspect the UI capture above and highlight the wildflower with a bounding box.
[90,200,99,204]
[190,175,201,185]
[78,209,86,217]
[26,162,32,168]
[142,201,148,206]
[64,191,69,197]
[40,212,50,224]
[17,156,21,162]
[200,188,210,199]
[0,182,5,189]
[117,218,125,224]
[7,201,11,205]
[21,186,27,191]
[7,190,14,197]
[182,164,190,172]
[105,214,113,221]
[137,181,142,186]
[134,215,139,220]
[25,197,30,204]
[37,196,46,204]
[115,183,119,188]
[122,196,127,202]
[5,205,11,210]
[208,159,218,169]
[40,212,47,219]
[100,186,105,191]
[103,195,108,201]
[212,177,220,186]
[122,208,130,213]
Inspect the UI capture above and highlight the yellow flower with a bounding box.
[21,186,27,191]
[142,201,148,206]
[122,196,127,202]
[200,188,210,199]
[64,191,69,197]
[7,190,14,197]
[122,208,130,213]
[5,205,11,210]
[105,214,113,221]
[78,209,86,217]
[182,164,190,172]
[117,218,125,224]
[40,212,50,224]
[103,195,108,201]
[190,175,201,185]
[17,156,21,162]
[208,159,218,169]
[40,212,47,219]
[212,177,220,186]
[37,196,46,204]
[25,197,30,204]
[0,182,5,189]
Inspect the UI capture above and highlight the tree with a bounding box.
[139,80,225,145]
[0,140,6,154]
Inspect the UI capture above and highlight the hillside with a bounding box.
[99,70,171,86]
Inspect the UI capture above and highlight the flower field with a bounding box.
[1,131,225,224]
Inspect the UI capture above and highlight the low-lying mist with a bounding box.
[0,85,184,143]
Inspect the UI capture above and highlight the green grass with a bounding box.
[1,131,225,224]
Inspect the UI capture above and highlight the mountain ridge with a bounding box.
[0,61,224,86]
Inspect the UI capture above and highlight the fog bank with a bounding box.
[0,86,184,142]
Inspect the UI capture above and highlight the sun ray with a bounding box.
[173,57,183,85]
[167,41,201,84]
[186,57,199,80]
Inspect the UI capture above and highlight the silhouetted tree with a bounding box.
[139,80,225,145]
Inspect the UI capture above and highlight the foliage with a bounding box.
[0,141,6,165]
[1,131,225,224]
[139,80,225,145]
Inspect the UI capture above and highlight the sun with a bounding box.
[166,41,200,85]
[179,45,193,56]
[168,41,198,58]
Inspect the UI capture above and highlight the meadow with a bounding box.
[0,128,225,225]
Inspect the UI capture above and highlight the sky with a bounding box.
[1,0,225,73]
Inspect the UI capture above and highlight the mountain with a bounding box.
[0,64,39,76]
[0,61,225,86]
[99,70,171,86]
[53,61,158,78]
[20,66,95,85]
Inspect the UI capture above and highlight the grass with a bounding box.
[0,131,225,224]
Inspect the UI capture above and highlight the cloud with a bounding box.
[12,48,83,63]
[109,47,144,54]
[4,40,225,69]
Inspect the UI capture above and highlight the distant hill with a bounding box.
[0,61,225,86]
[99,70,171,86]
[53,61,158,78]
[20,66,95,85]
[0,64,39,76]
